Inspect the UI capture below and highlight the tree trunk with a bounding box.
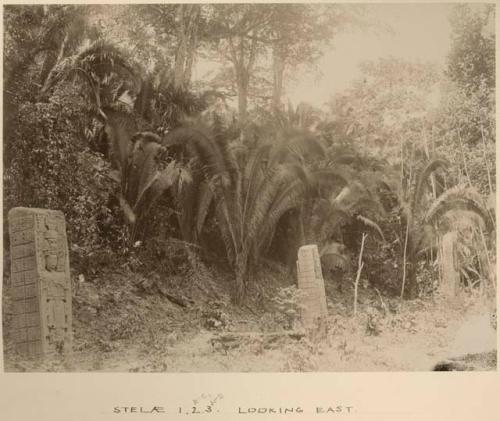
[184,31,198,86]
[298,206,306,246]
[480,125,494,195]
[403,246,418,300]
[174,49,187,90]
[237,77,249,122]
[233,251,248,304]
[440,231,459,300]
[272,46,286,110]
[173,5,188,90]
[402,225,418,300]
[405,259,418,299]
[173,5,200,90]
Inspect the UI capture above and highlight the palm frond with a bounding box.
[75,39,137,83]
[356,214,386,242]
[103,106,137,175]
[241,143,271,225]
[138,160,182,219]
[172,168,197,242]
[412,158,448,211]
[43,39,138,108]
[195,180,214,239]
[303,199,348,245]
[424,185,493,232]
[214,199,238,265]
[163,124,234,184]
[126,132,164,207]
[269,128,325,166]
[119,194,136,225]
[332,181,385,217]
[255,176,310,254]
[245,164,288,246]
[321,251,350,272]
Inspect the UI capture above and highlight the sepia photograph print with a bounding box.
[1,2,497,374]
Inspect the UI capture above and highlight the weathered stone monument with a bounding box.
[296,245,328,334]
[440,231,459,300]
[8,207,72,358]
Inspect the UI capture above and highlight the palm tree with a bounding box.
[271,101,322,132]
[398,159,493,298]
[107,126,185,244]
[424,185,495,297]
[42,39,140,119]
[59,42,179,243]
[159,122,234,261]
[286,141,389,276]
[164,121,346,302]
[213,143,319,302]
[37,5,90,90]
[43,39,221,249]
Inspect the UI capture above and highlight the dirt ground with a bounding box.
[3,268,496,373]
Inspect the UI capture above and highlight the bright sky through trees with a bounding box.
[288,3,454,107]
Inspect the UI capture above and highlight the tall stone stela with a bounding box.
[8,207,72,358]
[440,231,460,300]
[296,245,328,331]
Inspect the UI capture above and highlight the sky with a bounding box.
[286,3,454,107]
[191,4,456,110]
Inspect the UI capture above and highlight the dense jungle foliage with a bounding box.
[2,6,496,372]
[3,4,495,302]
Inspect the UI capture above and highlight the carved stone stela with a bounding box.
[297,245,328,329]
[440,231,459,300]
[8,207,72,358]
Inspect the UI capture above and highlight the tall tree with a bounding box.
[113,4,204,90]
[4,5,93,128]
[447,4,495,94]
[207,5,273,121]
[437,4,495,195]
[266,4,359,109]
[172,4,202,90]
